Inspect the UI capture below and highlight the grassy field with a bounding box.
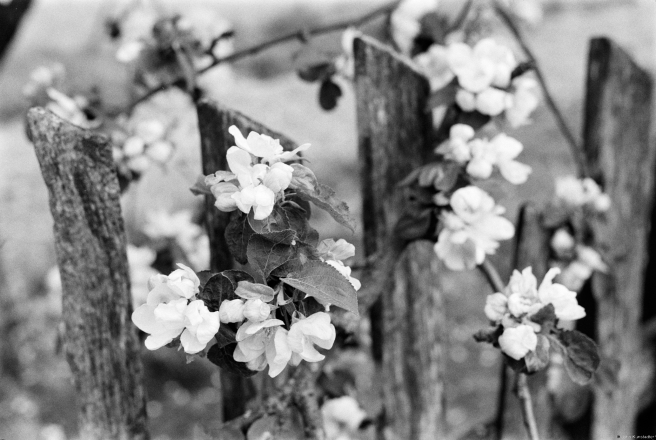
[0,0,653,438]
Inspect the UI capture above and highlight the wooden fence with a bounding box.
[24,33,655,440]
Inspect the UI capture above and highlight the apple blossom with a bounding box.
[242,299,272,323]
[554,176,610,212]
[550,228,576,258]
[455,89,476,112]
[322,396,369,439]
[317,239,361,291]
[414,44,454,91]
[484,293,508,322]
[498,324,538,360]
[148,263,200,299]
[475,87,511,116]
[537,268,586,321]
[434,186,515,270]
[180,300,221,354]
[506,76,541,127]
[287,312,336,363]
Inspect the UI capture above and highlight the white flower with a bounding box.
[287,312,336,363]
[489,133,532,185]
[498,324,537,360]
[146,140,174,163]
[390,0,439,54]
[233,319,288,377]
[180,300,221,354]
[466,139,495,180]
[127,155,151,173]
[123,136,146,157]
[211,182,239,212]
[434,186,515,270]
[148,263,200,299]
[229,125,309,165]
[317,238,356,262]
[550,228,575,257]
[506,76,540,127]
[116,40,145,63]
[322,396,368,438]
[554,176,610,212]
[127,245,158,308]
[537,268,586,321]
[484,293,508,322]
[232,184,276,220]
[262,162,294,193]
[576,246,608,273]
[447,39,516,93]
[219,299,246,323]
[435,124,474,163]
[558,261,590,292]
[242,299,272,322]
[265,327,293,378]
[475,88,511,116]
[414,44,454,91]
[593,193,611,212]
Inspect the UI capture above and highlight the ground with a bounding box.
[0,0,653,439]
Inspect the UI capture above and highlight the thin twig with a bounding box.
[493,1,589,178]
[479,258,506,293]
[127,1,401,111]
[516,373,540,440]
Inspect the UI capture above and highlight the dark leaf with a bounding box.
[225,211,255,265]
[457,110,491,131]
[199,270,254,312]
[247,231,297,283]
[270,241,321,278]
[190,174,212,196]
[283,204,319,246]
[247,206,289,235]
[556,330,601,385]
[207,344,258,377]
[511,61,534,80]
[525,334,551,373]
[529,303,557,332]
[281,261,359,316]
[288,164,355,231]
[215,326,237,348]
[196,270,215,290]
[473,326,502,344]
[319,78,342,111]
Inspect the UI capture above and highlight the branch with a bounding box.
[292,364,326,440]
[478,258,505,293]
[493,362,508,440]
[127,0,401,111]
[516,373,540,440]
[493,1,589,178]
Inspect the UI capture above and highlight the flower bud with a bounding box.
[263,162,293,193]
[455,89,476,111]
[550,228,575,258]
[466,157,494,180]
[211,182,239,212]
[243,299,271,322]
[484,293,508,322]
[450,123,475,142]
[123,136,146,157]
[146,140,173,163]
[593,193,611,212]
[219,299,245,323]
[475,88,509,116]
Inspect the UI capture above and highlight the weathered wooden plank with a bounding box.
[353,35,445,439]
[27,107,148,440]
[581,37,655,438]
[195,99,297,422]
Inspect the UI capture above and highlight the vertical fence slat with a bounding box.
[582,37,655,438]
[196,99,298,422]
[27,108,148,440]
[353,35,446,439]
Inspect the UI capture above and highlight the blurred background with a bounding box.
[0,0,653,439]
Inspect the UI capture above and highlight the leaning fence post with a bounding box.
[353,35,446,439]
[581,37,655,438]
[196,99,299,422]
[27,108,149,440]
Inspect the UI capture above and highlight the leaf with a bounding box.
[283,204,319,246]
[289,164,355,232]
[207,343,258,378]
[319,78,342,111]
[225,211,255,265]
[556,329,601,385]
[426,79,458,110]
[247,230,297,283]
[280,261,359,316]
[270,242,320,278]
[457,110,491,130]
[525,334,551,373]
[196,270,215,290]
[215,326,237,348]
[511,61,534,79]
[473,326,502,344]
[247,206,289,235]
[199,270,254,312]
[529,303,557,333]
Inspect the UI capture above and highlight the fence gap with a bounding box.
[27,108,148,440]
[195,99,298,422]
[581,37,655,438]
[353,35,446,439]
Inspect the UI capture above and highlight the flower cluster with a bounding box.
[132,264,219,354]
[222,280,337,378]
[554,175,611,213]
[414,38,540,127]
[390,0,439,55]
[111,117,175,176]
[436,124,531,184]
[23,64,99,129]
[317,239,361,291]
[484,267,585,360]
[435,186,515,271]
[205,126,309,220]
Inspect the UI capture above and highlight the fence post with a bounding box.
[195,99,298,422]
[27,108,149,440]
[581,37,655,438]
[353,35,446,439]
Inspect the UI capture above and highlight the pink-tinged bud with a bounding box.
[242,299,271,322]
[219,299,245,324]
